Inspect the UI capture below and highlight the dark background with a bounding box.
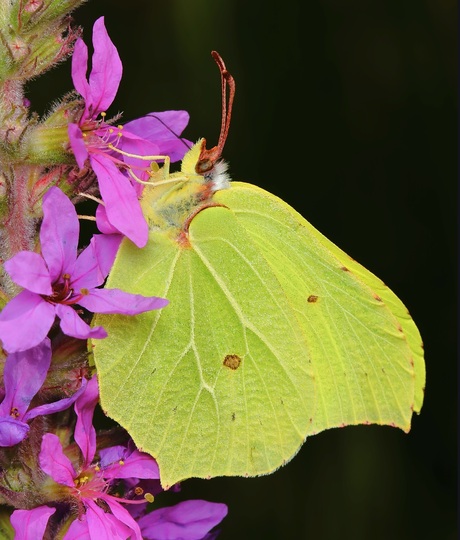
[29,1,456,538]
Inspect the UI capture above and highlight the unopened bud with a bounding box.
[24,97,82,165]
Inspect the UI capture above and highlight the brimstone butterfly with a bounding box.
[92,52,425,489]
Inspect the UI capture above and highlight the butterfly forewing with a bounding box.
[215,182,423,433]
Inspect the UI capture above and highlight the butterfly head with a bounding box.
[181,138,231,191]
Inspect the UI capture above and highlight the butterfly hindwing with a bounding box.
[93,201,316,487]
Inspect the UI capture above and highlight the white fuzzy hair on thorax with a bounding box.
[208,160,231,191]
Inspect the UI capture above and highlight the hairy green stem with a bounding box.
[0,164,38,294]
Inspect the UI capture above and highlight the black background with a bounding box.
[29,1,456,538]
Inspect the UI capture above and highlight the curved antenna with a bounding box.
[196,51,235,174]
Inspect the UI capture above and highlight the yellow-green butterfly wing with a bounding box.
[214,182,425,429]
[92,143,424,488]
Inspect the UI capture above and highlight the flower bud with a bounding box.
[0,2,83,83]
[24,97,82,165]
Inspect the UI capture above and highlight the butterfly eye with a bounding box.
[195,158,214,175]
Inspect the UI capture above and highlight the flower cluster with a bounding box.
[10,377,227,539]
[67,16,191,247]
[0,12,226,540]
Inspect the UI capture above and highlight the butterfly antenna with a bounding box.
[196,51,235,174]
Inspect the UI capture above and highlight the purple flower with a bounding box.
[0,187,168,353]
[138,499,228,540]
[0,338,87,446]
[68,16,190,247]
[38,376,160,539]
[10,506,56,540]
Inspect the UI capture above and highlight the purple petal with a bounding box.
[74,376,99,465]
[11,506,56,540]
[99,445,125,466]
[88,17,122,117]
[102,497,143,540]
[0,338,51,419]
[71,240,108,290]
[96,204,121,235]
[124,111,191,162]
[89,154,148,247]
[101,446,160,480]
[71,38,91,117]
[64,515,91,539]
[55,304,107,341]
[0,290,55,352]
[138,500,228,540]
[152,136,192,164]
[39,433,76,486]
[200,531,222,540]
[72,234,122,290]
[126,110,190,139]
[117,131,161,175]
[78,288,168,315]
[25,376,88,422]
[91,234,123,277]
[0,418,29,446]
[4,252,52,295]
[83,499,135,540]
[40,187,79,282]
[68,123,89,168]
[125,496,149,520]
